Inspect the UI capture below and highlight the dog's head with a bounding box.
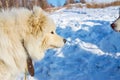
[30,6,66,51]
[40,18,66,50]
[111,16,120,32]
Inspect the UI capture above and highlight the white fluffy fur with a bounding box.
[0,6,65,80]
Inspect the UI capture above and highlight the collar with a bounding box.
[22,39,34,76]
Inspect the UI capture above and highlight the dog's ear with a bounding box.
[33,6,42,17]
[30,6,47,36]
[33,6,47,17]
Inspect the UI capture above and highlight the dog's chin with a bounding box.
[116,30,120,32]
[114,29,120,32]
[112,27,120,32]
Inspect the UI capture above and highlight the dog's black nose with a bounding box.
[111,23,116,29]
[63,39,66,43]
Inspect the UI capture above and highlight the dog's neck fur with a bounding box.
[22,39,34,76]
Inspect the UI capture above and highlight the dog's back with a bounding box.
[0,8,31,80]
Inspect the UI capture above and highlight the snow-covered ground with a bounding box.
[23,6,120,80]
[85,0,116,3]
[47,0,118,7]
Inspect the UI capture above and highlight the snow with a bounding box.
[47,0,118,7]
[21,6,120,80]
[86,0,116,3]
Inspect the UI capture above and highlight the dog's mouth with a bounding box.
[50,45,59,48]
[113,29,120,32]
[116,30,120,32]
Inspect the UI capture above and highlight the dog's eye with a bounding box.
[51,31,54,34]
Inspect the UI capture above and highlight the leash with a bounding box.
[24,68,27,80]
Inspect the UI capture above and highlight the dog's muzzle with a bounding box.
[111,23,120,32]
